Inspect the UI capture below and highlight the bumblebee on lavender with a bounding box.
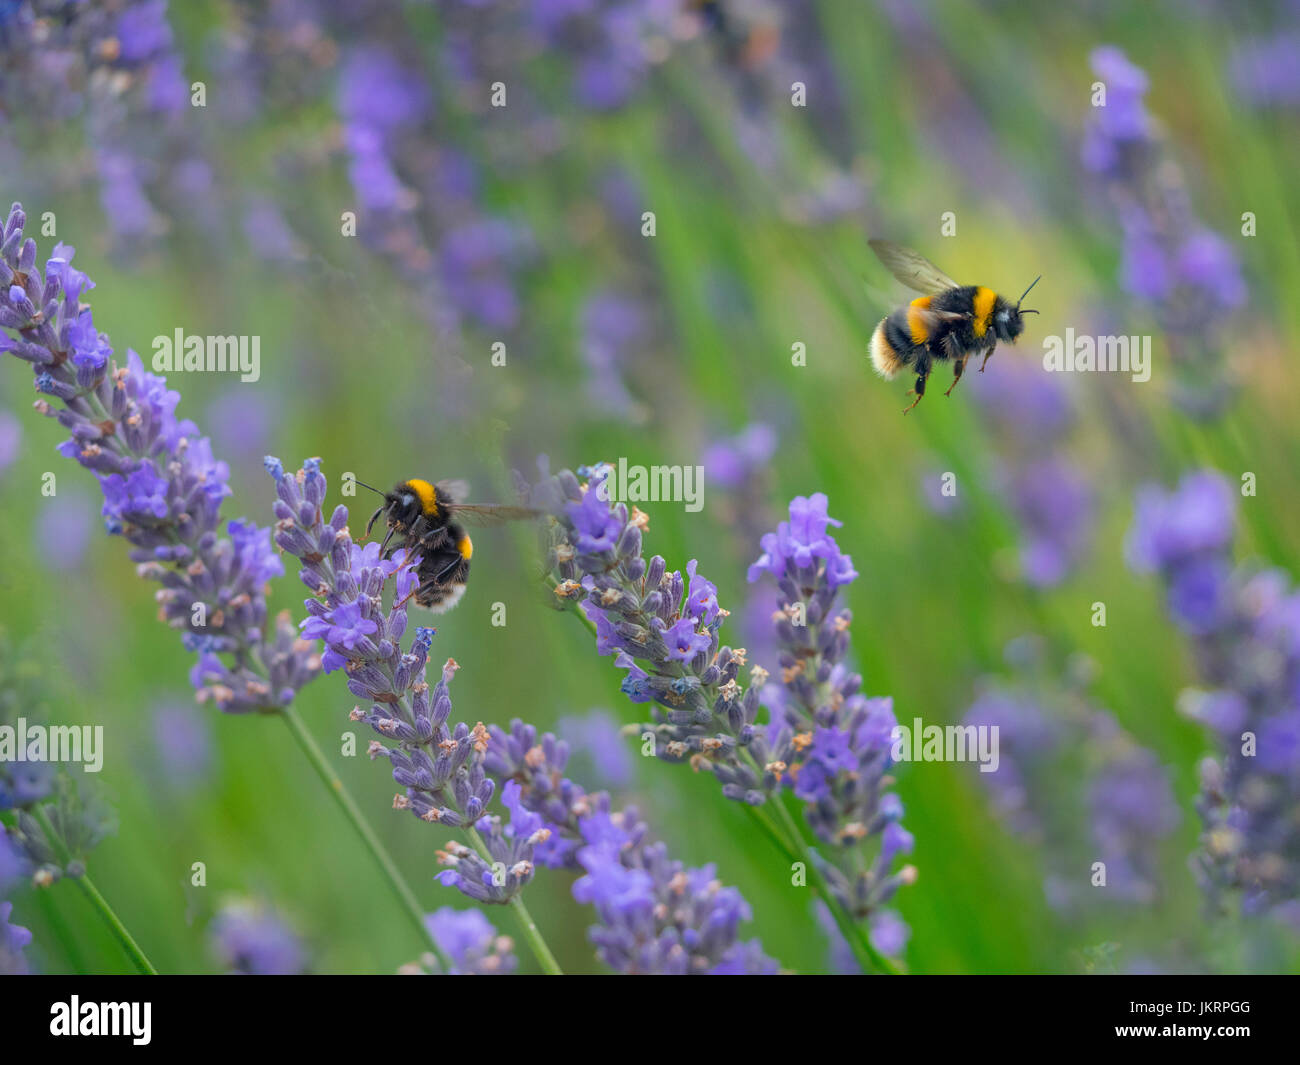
[867,239,1041,413]
[358,478,539,613]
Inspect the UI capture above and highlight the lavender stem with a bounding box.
[464,826,564,976]
[278,703,455,973]
[30,806,156,976]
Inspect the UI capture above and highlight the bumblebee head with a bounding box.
[359,479,439,547]
[994,276,1041,343]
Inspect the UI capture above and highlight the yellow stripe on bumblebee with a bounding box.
[972,286,997,338]
[406,478,438,517]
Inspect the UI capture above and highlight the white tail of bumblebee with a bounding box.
[869,321,903,379]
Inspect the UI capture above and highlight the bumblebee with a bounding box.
[360,478,539,613]
[867,239,1041,413]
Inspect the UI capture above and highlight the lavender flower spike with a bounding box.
[1127,471,1300,929]
[419,908,517,975]
[530,462,780,806]
[273,459,778,972]
[0,203,319,713]
[268,457,543,905]
[748,493,916,947]
[486,718,779,974]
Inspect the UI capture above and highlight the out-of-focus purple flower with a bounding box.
[1088,740,1181,903]
[1082,45,1150,172]
[35,492,96,572]
[0,411,20,473]
[556,710,635,789]
[338,45,430,137]
[438,218,527,331]
[1229,32,1300,108]
[0,900,32,974]
[1129,471,1300,925]
[424,907,517,975]
[205,390,272,462]
[210,899,306,975]
[1127,471,1235,576]
[152,704,214,789]
[240,199,304,264]
[703,423,777,491]
[965,640,1180,913]
[973,357,1073,449]
[869,908,911,958]
[117,1,176,65]
[0,826,28,895]
[580,289,646,415]
[1082,46,1246,414]
[1004,456,1093,588]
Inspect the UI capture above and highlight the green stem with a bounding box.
[767,793,901,976]
[466,827,565,975]
[31,805,156,975]
[278,704,456,972]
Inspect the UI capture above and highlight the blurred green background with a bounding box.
[1,0,1298,973]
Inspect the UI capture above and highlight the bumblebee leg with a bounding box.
[944,359,965,397]
[903,372,927,414]
[978,344,997,372]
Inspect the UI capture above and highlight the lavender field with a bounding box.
[1,0,1298,978]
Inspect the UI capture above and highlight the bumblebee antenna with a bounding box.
[1016,275,1042,309]
[354,478,386,497]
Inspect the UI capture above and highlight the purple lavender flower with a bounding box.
[702,423,777,491]
[556,710,635,789]
[151,703,214,790]
[1128,470,1300,925]
[0,900,32,975]
[1002,456,1093,588]
[1,205,320,714]
[747,494,915,938]
[486,718,778,974]
[579,289,647,416]
[424,907,517,975]
[964,640,1180,913]
[273,459,778,971]
[534,462,778,806]
[971,359,1095,589]
[1083,46,1247,414]
[0,409,20,473]
[1229,32,1300,108]
[0,826,28,895]
[34,492,96,572]
[210,899,307,975]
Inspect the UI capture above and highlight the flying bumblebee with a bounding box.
[359,478,539,613]
[867,239,1041,413]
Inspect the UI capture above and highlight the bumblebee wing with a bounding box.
[916,307,970,330]
[868,239,960,295]
[449,503,542,527]
[435,479,472,502]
